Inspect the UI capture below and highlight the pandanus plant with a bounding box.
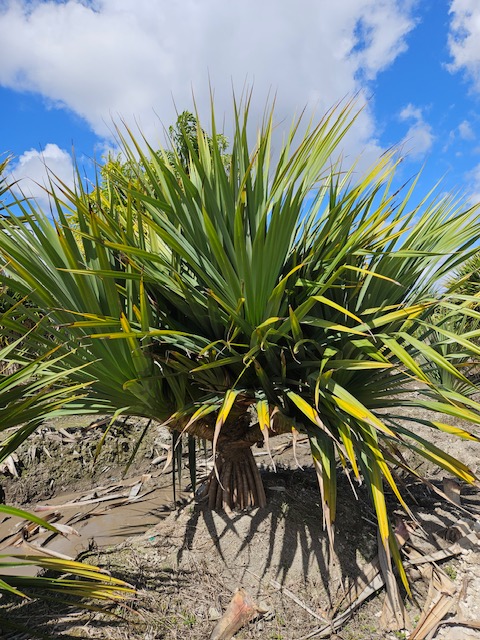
[2,99,480,586]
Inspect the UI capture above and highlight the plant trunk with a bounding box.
[205,443,267,512]
[180,404,294,512]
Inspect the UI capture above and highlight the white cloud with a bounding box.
[459,119,475,140]
[465,162,480,205]
[8,144,75,207]
[399,104,423,122]
[353,1,417,79]
[0,0,417,164]
[448,1,480,91]
[398,103,434,160]
[442,119,476,152]
[402,122,435,159]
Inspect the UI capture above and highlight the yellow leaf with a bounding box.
[333,396,396,438]
[257,400,270,432]
[312,295,363,324]
[337,422,360,479]
[287,391,323,428]
[213,390,239,458]
[370,464,390,546]
[432,421,480,442]
[184,404,218,430]
[344,264,401,285]
[257,400,276,471]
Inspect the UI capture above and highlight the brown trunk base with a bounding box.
[206,446,267,512]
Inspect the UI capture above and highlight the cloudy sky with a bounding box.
[1,0,480,203]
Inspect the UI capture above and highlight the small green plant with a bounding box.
[182,612,196,627]
[275,614,286,626]
[444,564,458,580]
[362,624,378,634]
[168,615,178,627]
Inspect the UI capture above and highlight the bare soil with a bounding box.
[1,398,480,640]
[1,415,172,505]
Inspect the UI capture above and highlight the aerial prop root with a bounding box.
[206,444,267,511]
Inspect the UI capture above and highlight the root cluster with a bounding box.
[206,446,267,511]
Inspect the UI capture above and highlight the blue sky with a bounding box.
[1,1,480,206]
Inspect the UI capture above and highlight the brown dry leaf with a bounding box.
[127,482,143,499]
[210,588,259,640]
[412,519,479,568]
[20,538,75,560]
[292,427,304,470]
[34,490,136,511]
[87,417,110,430]
[427,565,480,636]
[408,544,463,565]
[0,513,62,550]
[440,618,480,631]
[378,528,412,631]
[261,428,277,473]
[408,566,456,640]
[161,445,173,473]
[47,522,80,537]
[58,427,77,442]
[443,478,462,507]
[1,453,19,477]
